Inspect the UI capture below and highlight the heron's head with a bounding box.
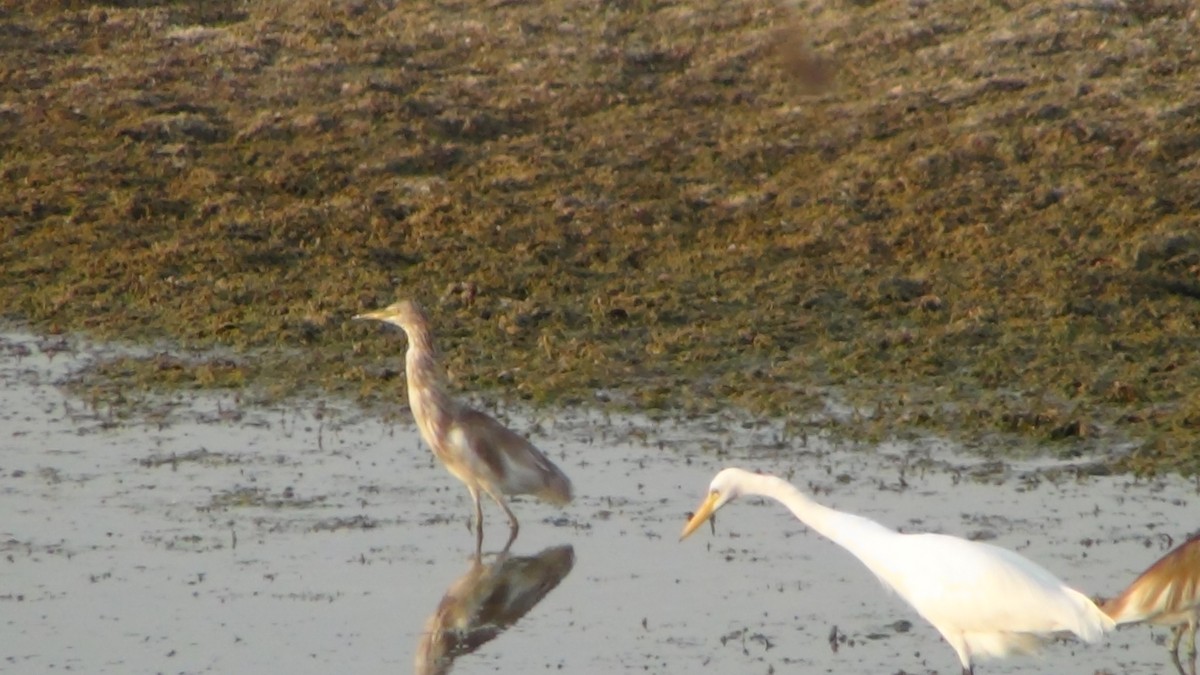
[354,299,427,332]
[680,468,750,540]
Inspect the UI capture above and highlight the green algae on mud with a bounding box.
[2,0,1200,473]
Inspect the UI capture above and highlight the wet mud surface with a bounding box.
[2,331,1198,674]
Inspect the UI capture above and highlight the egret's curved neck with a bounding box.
[739,472,897,558]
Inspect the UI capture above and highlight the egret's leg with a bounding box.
[1187,616,1198,658]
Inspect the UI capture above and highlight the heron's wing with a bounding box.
[1103,533,1200,625]
[451,409,573,503]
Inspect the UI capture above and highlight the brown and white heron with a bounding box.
[354,299,573,550]
[1103,532,1200,664]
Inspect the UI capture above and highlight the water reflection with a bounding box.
[414,544,575,675]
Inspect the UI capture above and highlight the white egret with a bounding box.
[680,468,1113,674]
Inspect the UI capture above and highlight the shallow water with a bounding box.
[2,331,1196,674]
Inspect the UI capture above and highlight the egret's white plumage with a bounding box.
[681,468,1113,674]
[355,299,572,550]
[1103,532,1200,660]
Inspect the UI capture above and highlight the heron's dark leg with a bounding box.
[1177,619,1200,675]
[466,485,484,551]
[485,489,519,541]
[501,526,517,554]
[961,665,973,675]
[1172,624,1186,657]
[1171,650,1189,675]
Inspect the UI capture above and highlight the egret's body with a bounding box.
[681,468,1113,674]
[1103,532,1200,660]
[355,300,572,549]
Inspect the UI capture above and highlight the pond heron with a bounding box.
[680,468,1113,675]
[355,299,573,550]
[1103,532,1200,663]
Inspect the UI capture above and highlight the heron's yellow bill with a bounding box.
[353,308,389,321]
[680,492,720,540]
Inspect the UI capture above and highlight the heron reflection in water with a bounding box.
[415,544,575,675]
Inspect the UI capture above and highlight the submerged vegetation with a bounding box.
[1,0,1199,473]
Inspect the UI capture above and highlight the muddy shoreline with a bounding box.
[3,330,1198,674]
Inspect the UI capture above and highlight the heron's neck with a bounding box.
[402,322,437,358]
[402,326,455,405]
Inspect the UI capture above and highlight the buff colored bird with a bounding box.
[355,299,572,550]
[1103,532,1200,662]
[681,468,1114,675]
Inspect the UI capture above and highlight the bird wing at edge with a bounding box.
[452,408,573,502]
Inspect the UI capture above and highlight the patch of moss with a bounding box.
[2,0,1200,474]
